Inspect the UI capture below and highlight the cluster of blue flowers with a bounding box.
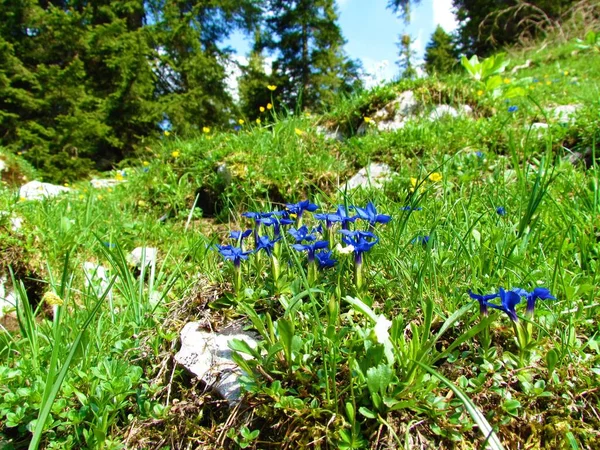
[215,200,391,273]
[469,287,555,322]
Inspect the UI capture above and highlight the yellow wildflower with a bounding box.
[43,292,64,307]
[267,103,273,110]
[564,71,569,76]
[546,80,551,85]
[164,130,170,137]
[477,90,484,96]
[19,196,26,202]
[364,117,372,123]
[504,78,510,84]
[259,106,265,112]
[294,128,304,136]
[256,118,261,125]
[203,126,210,133]
[171,151,180,158]
[63,183,69,187]
[138,200,147,207]
[429,172,442,182]
[238,119,244,125]
[267,85,277,91]
[142,161,150,166]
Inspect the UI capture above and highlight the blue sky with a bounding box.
[225,0,458,91]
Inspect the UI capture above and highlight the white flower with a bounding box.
[373,315,392,344]
[334,243,355,255]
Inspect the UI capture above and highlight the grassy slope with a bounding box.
[0,37,599,449]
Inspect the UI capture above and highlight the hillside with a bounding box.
[1,35,600,449]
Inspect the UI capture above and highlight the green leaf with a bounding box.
[277,318,295,365]
[358,406,377,419]
[414,361,505,450]
[366,364,393,397]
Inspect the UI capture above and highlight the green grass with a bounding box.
[0,35,600,449]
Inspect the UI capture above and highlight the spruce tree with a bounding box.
[262,0,361,112]
[397,34,417,79]
[424,25,458,75]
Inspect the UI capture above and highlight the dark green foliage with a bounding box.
[0,0,261,181]
[452,0,577,55]
[386,0,422,22]
[424,25,459,75]
[397,34,417,79]
[261,0,362,112]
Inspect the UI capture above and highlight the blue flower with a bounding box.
[315,205,357,229]
[259,216,294,238]
[288,225,316,243]
[242,211,272,221]
[400,206,422,211]
[524,287,555,315]
[486,288,522,322]
[339,229,379,265]
[508,105,518,113]
[103,242,116,248]
[475,151,484,158]
[293,241,329,262]
[468,290,499,316]
[216,245,252,268]
[234,125,241,132]
[352,202,391,227]
[256,235,281,257]
[411,235,430,246]
[496,206,506,216]
[315,250,337,269]
[286,200,319,217]
[230,229,252,242]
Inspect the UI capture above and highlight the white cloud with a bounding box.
[361,58,396,88]
[432,0,458,32]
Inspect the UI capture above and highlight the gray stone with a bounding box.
[19,181,71,201]
[174,322,258,405]
[551,104,582,123]
[0,274,17,318]
[90,178,126,189]
[427,104,473,120]
[344,162,395,190]
[128,247,158,268]
[358,90,419,134]
[316,126,344,141]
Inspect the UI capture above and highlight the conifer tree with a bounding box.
[397,34,417,79]
[262,0,361,111]
[424,25,458,75]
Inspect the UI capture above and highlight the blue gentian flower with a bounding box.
[400,206,422,211]
[230,229,252,242]
[468,290,499,316]
[315,206,357,230]
[286,200,319,218]
[256,235,281,257]
[411,235,430,245]
[496,206,506,216]
[524,287,555,315]
[103,242,116,248]
[259,216,294,238]
[475,151,484,158]
[352,202,391,227]
[315,250,337,269]
[288,225,316,243]
[234,125,241,132]
[339,229,379,265]
[216,245,252,268]
[293,241,329,262]
[486,288,522,322]
[508,106,518,113]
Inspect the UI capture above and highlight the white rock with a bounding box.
[344,163,395,190]
[358,91,419,134]
[174,322,258,405]
[10,216,23,232]
[0,159,6,172]
[427,104,473,120]
[316,126,344,141]
[128,247,158,267]
[90,178,126,189]
[551,104,582,123]
[19,181,71,201]
[0,274,17,318]
[530,122,549,130]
